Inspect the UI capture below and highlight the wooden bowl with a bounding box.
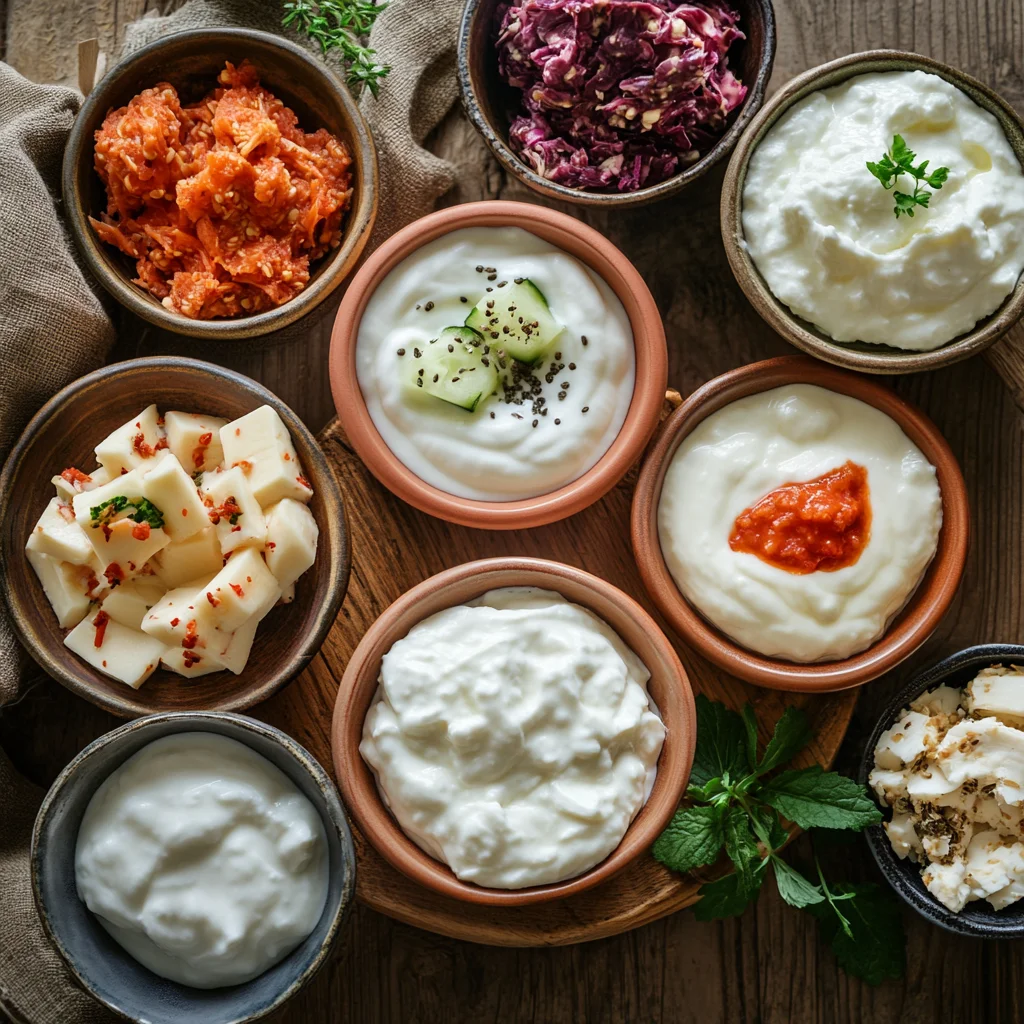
[631,356,970,692]
[329,200,668,529]
[0,357,350,718]
[332,556,695,906]
[457,0,776,206]
[721,50,1024,373]
[32,711,356,1023]
[62,27,378,340]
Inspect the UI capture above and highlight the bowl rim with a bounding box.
[30,710,357,1023]
[61,26,379,341]
[720,48,1024,373]
[856,643,1024,937]
[456,0,777,207]
[0,355,350,718]
[328,199,668,529]
[331,555,696,906]
[630,355,970,692]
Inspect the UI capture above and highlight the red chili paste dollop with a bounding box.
[729,461,871,574]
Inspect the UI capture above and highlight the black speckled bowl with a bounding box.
[31,712,356,1023]
[858,644,1024,939]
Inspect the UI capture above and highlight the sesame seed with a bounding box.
[424,301,434,311]
[582,406,590,413]
[397,348,406,356]
[554,418,561,425]
[487,274,497,281]
[460,296,468,303]
[569,362,576,370]
[581,335,589,346]
[532,419,538,428]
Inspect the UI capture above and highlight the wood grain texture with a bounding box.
[4,0,1024,1021]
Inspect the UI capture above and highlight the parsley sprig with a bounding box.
[282,0,391,97]
[654,695,904,986]
[89,495,165,530]
[866,134,950,219]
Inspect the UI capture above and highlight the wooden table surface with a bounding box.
[5,0,1024,1021]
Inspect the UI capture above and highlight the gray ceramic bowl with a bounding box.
[721,50,1024,374]
[32,712,356,1023]
[858,644,1024,938]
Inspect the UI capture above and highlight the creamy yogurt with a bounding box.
[742,71,1024,350]
[359,588,665,889]
[658,384,942,662]
[356,226,635,500]
[75,733,329,989]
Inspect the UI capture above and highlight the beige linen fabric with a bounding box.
[0,1,460,1020]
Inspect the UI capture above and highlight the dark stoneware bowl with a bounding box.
[62,27,378,340]
[32,712,357,1024]
[457,0,776,207]
[858,644,1024,938]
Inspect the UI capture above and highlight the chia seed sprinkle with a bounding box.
[490,411,495,418]
[397,348,405,356]
[532,419,538,427]
[424,301,434,311]
[487,274,497,281]
[568,362,576,370]
[485,266,496,273]
[460,296,468,303]
[475,265,484,272]
[413,347,422,358]
[514,277,523,284]
[554,418,560,425]
[497,281,507,288]
[561,382,569,388]
[581,335,589,346]
[582,406,590,413]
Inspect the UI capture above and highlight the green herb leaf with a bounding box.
[748,803,789,852]
[869,134,950,219]
[807,883,906,986]
[89,495,128,522]
[652,806,725,874]
[690,694,750,788]
[724,805,761,896]
[926,166,950,188]
[756,706,813,775]
[127,497,165,529]
[760,766,884,831]
[687,777,727,803]
[741,704,759,770]
[772,857,825,908]
[890,134,915,169]
[694,863,766,921]
[865,155,897,188]
[89,495,164,530]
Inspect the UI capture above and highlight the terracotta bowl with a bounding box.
[457,0,776,206]
[62,27,378,340]
[0,357,350,718]
[331,556,695,906]
[631,356,970,692]
[32,711,356,1023]
[329,200,668,529]
[721,50,1024,373]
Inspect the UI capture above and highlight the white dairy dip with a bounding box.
[75,732,329,989]
[742,70,1024,350]
[359,587,665,889]
[356,226,635,500]
[658,384,942,663]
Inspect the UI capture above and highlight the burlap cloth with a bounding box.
[0,1,460,1019]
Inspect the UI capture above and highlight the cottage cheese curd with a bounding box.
[75,733,329,988]
[870,669,1024,913]
[658,384,942,662]
[742,71,1024,350]
[355,226,635,501]
[359,588,665,889]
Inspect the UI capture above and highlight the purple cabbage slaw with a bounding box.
[495,0,748,192]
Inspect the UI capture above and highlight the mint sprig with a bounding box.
[866,134,950,219]
[654,695,901,986]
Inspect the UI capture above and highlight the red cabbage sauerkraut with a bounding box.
[496,0,747,192]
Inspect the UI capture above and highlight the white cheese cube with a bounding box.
[84,518,171,582]
[94,405,165,475]
[152,527,223,590]
[872,710,935,770]
[99,577,167,629]
[922,858,971,913]
[207,616,260,675]
[264,498,318,590]
[883,812,922,860]
[937,717,1024,804]
[220,405,292,464]
[201,547,280,633]
[279,582,295,605]
[200,466,266,553]
[967,666,1024,728]
[140,579,214,646]
[71,467,146,534]
[165,410,228,473]
[25,497,93,565]
[220,406,312,508]
[64,612,166,689]
[140,453,207,542]
[26,550,93,629]
[52,465,112,501]
[160,646,225,678]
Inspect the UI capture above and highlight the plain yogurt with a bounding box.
[742,71,1024,350]
[356,226,635,500]
[75,732,329,989]
[359,587,665,889]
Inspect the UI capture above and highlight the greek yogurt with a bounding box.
[359,588,665,889]
[658,384,942,662]
[75,732,329,989]
[355,226,635,500]
[742,70,1024,350]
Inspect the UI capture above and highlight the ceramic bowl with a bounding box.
[631,355,970,692]
[858,644,1024,938]
[32,711,356,1023]
[329,200,668,529]
[62,27,378,340]
[721,50,1024,373]
[0,357,349,718]
[457,0,776,206]
[332,556,695,905]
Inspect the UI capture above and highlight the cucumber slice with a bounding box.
[408,326,497,412]
[465,279,563,365]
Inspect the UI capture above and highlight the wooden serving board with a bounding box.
[255,417,858,947]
